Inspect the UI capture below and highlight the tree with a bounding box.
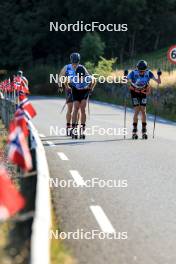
[80,33,105,63]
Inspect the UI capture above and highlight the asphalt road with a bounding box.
[32,96,176,264]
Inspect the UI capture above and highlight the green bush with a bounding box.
[85,57,117,76]
[85,61,95,74]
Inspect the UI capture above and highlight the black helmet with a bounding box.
[70,52,80,64]
[76,65,86,77]
[136,60,148,71]
[17,70,23,76]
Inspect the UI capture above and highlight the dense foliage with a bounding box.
[0,0,176,70]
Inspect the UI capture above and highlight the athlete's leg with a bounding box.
[132,106,140,138]
[80,99,87,124]
[66,102,73,135]
[71,101,80,138]
[80,99,87,138]
[133,106,140,124]
[140,106,147,136]
[76,110,80,126]
[140,106,147,123]
[66,102,73,124]
[72,101,80,125]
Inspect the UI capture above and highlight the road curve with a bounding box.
[32,96,176,264]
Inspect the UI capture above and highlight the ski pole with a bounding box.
[123,69,128,139]
[60,92,72,114]
[152,91,157,139]
[60,101,67,113]
[87,92,90,117]
[153,69,162,139]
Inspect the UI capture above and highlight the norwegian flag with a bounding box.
[0,80,6,92]
[8,123,32,172]
[13,76,29,94]
[0,167,26,221]
[14,108,29,136]
[13,76,21,91]
[21,77,29,94]
[19,96,37,119]
[18,92,27,102]
[3,78,11,92]
[0,81,3,91]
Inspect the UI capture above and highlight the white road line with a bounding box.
[69,170,85,186]
[39,134,45,138]
[46,141,56,147]
[90,205,116,234]
[57,152,69,161]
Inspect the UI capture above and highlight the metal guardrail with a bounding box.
[0,94,51,264]
[29,120,51,264]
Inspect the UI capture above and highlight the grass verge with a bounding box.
[51,207,76,264]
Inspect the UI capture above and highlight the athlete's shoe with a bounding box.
[80,125,86,139]
[142,123,148,139]
[80,134,86,139]
[132,126,138,139]
[142,133,148,139]
[72,127,78,139]
[66,123,72,136]
[132,133,138,140]
[66,127,72,136]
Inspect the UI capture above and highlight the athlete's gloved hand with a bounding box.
[157,69,162,76]
[65,85,72,92]
[124,69,128,76]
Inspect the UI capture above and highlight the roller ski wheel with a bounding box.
[80,134,86,139]
[72,128,78,139]
[72,133,78,139]
[142,133,148,140]
[132,126,138,140]
[80,125,86,140]
[142,125,148,139]
[132,133,138,140]
[66,127,72,136]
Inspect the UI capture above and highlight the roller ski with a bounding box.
[132,132,138,140]
[80,124,86,139]
[71,125,78,139]
[142,133,148,139]
[132,123,138,140]
[142,122,148,139]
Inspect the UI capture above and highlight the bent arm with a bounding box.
[58,66,66,88]
[152,75,161,84]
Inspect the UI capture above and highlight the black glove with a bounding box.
[157,69,162,76]
[124,69,128,76]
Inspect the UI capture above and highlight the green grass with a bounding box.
[50,208,76,264]
[0,222,10,263]
[116,47,176,72]
[93,84,176,121]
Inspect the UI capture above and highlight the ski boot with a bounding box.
[132,123,138,140]
[66,123,72,136]
[80,124,86,139]
[142,122,148,139]
[72,124,78,139]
